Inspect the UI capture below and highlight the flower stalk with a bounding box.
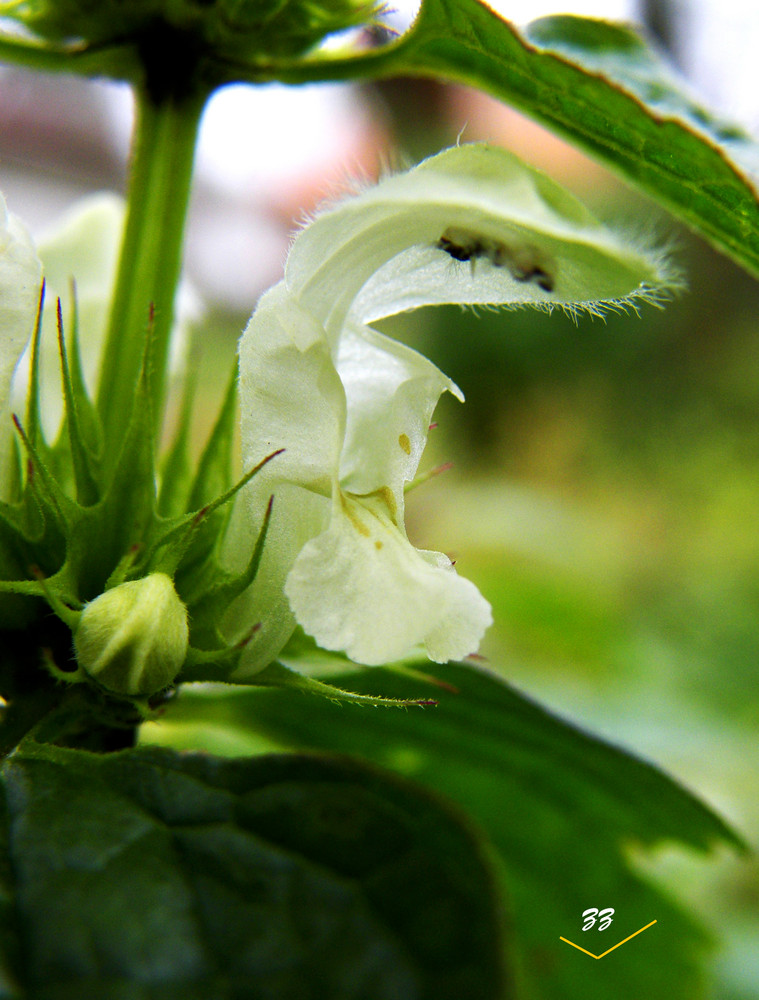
[95,84,204,457]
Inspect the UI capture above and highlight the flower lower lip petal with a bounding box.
[285,490,492,666]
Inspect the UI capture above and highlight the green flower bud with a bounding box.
[74,573,188,696]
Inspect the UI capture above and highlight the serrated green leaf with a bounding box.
[269,1,759,279]
[405,4,759,276]
[0,742,513,999]
[153,663,743,1000]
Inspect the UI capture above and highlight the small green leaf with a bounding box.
[158,359,237,526]
[86,336,157,591]
[62,282,102,464]
[158,663,743,1000]
[157,367,197,519]
[189,363,237,510]
[10,415,78,547]
[181,363,239,570]
[22,284,46,466]
[54,299,99,507]
[180,489,275,649]
[0,742,513,999]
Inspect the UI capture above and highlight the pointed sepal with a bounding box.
[248,661,439,708]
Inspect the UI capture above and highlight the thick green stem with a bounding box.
[96,86,205,455]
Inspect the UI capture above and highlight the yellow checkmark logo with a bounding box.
[560,920,657,959]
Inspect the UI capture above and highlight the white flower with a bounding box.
[0,194,42,498]
[8,194,124,444]
[231,143,676,672]
[8,194,195,444]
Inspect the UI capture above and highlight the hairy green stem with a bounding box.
[96,86,204,456]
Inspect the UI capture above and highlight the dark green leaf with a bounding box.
[157,663,744,1000]
[0,742,512,999]
[0,788,21,998]
[403,4,759,276]
[270,1,759,278]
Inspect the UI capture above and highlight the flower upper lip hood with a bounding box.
[232,143,677,674]
[285,143,676,332]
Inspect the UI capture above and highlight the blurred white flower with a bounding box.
[0,193,42,498]
[6,194,197,448]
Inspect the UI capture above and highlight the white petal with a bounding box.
[39,193,124,385]
[337,319,461,503]
[239,283,345,496]
[38,193,123,315]
[285,489,492,665]
[234,283,477,671]
[0,196,42,498]
[228,282,345,674]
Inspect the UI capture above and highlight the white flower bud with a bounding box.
[74,573,188,696]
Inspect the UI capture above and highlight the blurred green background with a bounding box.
[395,217,759,998]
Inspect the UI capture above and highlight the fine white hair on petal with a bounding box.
[285,143,678,342]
